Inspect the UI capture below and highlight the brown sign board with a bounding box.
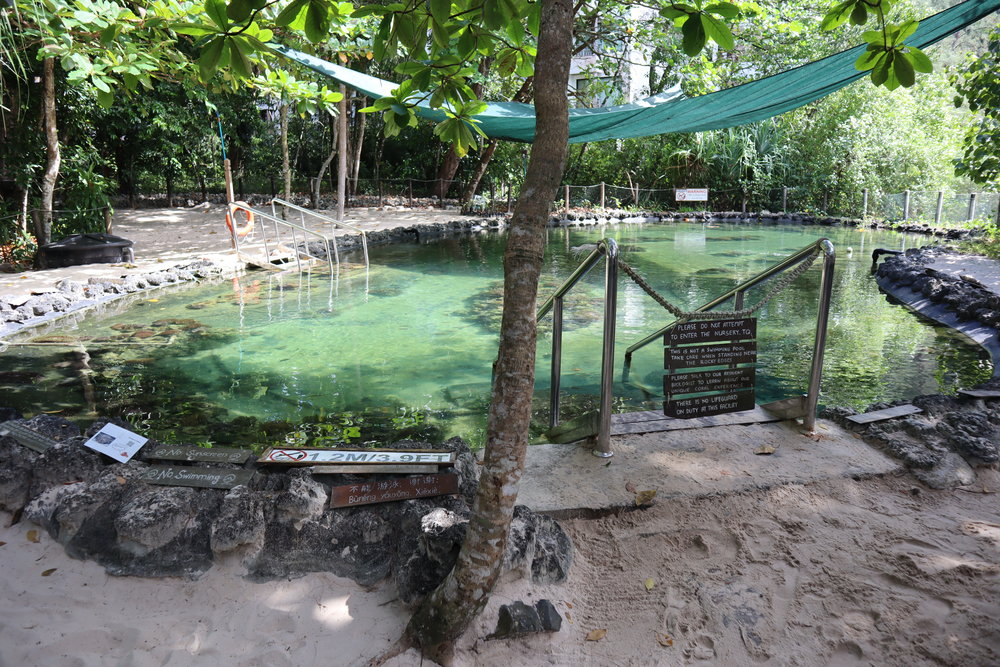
[664,390,755,419]
[330,473,460,508]
[665,318,756,346]
[144,445,253,465]
[666,341,757,370]
[140,465,255,490]
[665,367,755,397]
[309,464,440,475]
[260,447,456,466]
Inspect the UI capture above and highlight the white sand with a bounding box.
[3,471,998,666]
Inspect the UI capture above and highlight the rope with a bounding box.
[618,248,821,321]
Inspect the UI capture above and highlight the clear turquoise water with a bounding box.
[0,222,991,448]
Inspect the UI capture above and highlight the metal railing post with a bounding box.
[862,189,868,219]
[803,240,836,432]
[935,191,944,225]
[902,190,911,220]
[550,297,564,429]
[595,242,619,458]
[968,193,978,221]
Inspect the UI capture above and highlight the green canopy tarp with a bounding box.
[270,0,1000,143]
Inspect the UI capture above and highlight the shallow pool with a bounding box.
[0,222,991,448]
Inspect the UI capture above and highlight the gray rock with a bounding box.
[913,452,976,489]
[0,434,37,511]
[536,599,562,632]
[211,485,266,554]
[493,601,542,637]
[275,475,328,528]
[28,436,105,499]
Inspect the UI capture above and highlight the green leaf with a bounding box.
[457,28,476,56]
[849,2,866,26]
[701,14,733,50]
[226,0,252,23]
[820,1,853,31]
[304,0,330,42]
[229,37,253,78]
[429,0,450,24]
[705,2,739,19]
[854,48,881,71]
[96,88,114,108]
[893,52,915,87]
[276,0,307,27]
[871,55,891,86]
[431,19,449,48]
[204,0,228,30]
[173,22,218,36]
[906,47,933,74]
[199,36,226,79]
[681,14,706,56]
[483,0,503,30]
[896,19,918,42]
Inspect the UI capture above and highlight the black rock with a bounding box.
[536,599,562,632]
[494,601,543,637]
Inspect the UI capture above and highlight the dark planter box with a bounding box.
[39,233,135,268]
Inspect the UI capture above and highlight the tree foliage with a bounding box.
[951,24,1000,188]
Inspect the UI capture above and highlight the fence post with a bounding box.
[507,181,512,213]
[902,190,910,220]
[490,180,495,212]
[862,188,869,219]
[782,186,788,213]
[968,192,977,221]
[378,180,383,208]
[103,206,112,234]
[408,180,413,207]
[822,188,828,213]
[741,190,747,213]
[995,195,1000,227]
[935,191,944,225]
[564,184,570,213]
[599,182,605,209]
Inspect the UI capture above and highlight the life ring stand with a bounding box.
[226,202,255,241]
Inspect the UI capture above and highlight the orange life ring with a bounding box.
[226,202,255,240]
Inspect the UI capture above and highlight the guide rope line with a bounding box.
[617,248,821,322]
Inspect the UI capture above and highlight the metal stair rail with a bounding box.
[538,237,836,459]
[537,238,619,458]
[270,199,369,269]
[228,202,334,272]
[623,238,836,432]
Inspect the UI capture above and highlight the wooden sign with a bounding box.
[259,447,456,466]
[664,391,755,419]
[665,367,755,396]
[666,341,757,370]
[330,473,459,508]
[144,445,253,465]
[139,465,255,489]
[0,421,58,453]
[665,318,756,346]
[309,464,440,475]
[846,404,922,425]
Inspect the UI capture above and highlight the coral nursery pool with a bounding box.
[0,222,992,448]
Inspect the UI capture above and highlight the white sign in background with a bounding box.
[83,423,148,462]
[675,188,709,202]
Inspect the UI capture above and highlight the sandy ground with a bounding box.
[1,208,999,665]
[2,470,998,667]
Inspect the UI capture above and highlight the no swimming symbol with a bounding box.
[268,449,307,462]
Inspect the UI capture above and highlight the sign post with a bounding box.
[664,318,756,419]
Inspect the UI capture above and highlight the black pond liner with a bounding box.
[39,233,135,268]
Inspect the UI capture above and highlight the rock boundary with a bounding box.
[0,413,572,603]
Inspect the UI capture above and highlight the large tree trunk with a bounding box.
[350,96,366,197]
[38,57,60,244]
[460,138,498,203]
[434,146,460,201]
[280,102,291,204]
[405,0,573,660]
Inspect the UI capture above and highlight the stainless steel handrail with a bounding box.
[537,238,619,458]
[229,203,335,274]
[270,198,369,268]
[623,238,836,431]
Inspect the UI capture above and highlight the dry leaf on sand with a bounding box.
[26,530,40,543]
[635,490,657,506]
[586,629,607,642]
[41,568,57,577]
[754,444,776,455]
[644,577,655,591]
[657,633,674,647]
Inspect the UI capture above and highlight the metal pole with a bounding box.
[862,189,868,218]
[103,206,112,234]
[549,297,563,430]
[782,186,788,213]
[803,239,835,432]
[600,182,606,209]
[902,190,910,220]
[935,191,944,225]
[595,240,619,458]
[968,192,978,221]
[565,184,570,214]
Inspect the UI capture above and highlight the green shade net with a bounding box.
[270,0,1000,144]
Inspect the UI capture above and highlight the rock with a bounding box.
[28,437,105,499]
[535,599,562,632]
[0,434,38,511]
[503,505,573,584]
[275,475,328,528]
[211,485,266,555]
[913,452,977,489]
[493,601,543,637]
